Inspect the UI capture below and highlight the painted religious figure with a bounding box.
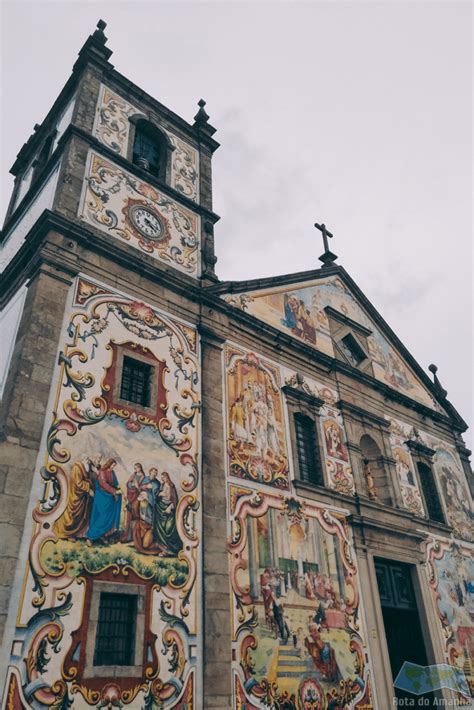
[323,419,349,462]
[433,448,473,542]
[226,347,290,489]
[54,457,97,540]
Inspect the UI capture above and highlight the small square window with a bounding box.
[93,592,137,667]
[120,356,153,407]
[339,333,366,367]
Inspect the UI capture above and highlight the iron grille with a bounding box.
[294,414,323,485]
[417,463,445,523]
[120,356,152,408]
[93,592,137,666]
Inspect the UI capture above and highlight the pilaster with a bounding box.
[199,325,232,709]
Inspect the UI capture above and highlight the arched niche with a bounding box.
[129,115,175,182]
[360,434,392,505]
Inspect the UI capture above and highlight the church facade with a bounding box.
[0,22,472,710]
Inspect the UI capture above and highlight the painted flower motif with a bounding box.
[180,233,197,248]
[126,415,141,432]
[100,683,122,709]
[129,301,155,323]
[90,317,109,334]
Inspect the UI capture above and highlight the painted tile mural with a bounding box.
[225,346,290,490]
[425,536,474,695]
[93,84,200,201]
[283,370,355,496]
[80,151,199,276]
[395,424,472,541]
[387,417,425,516]
[3,277,201,709]
[223,276,440,411]
[429,443,473,542]
[229,486,374,709]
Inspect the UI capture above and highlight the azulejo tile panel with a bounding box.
[223,276,441,412]
[229,486,375,709]
[3,276,201,709]
[93,84,199,202]
[387,417,425,516]
[425,535,474,693]
[79,151,200,276]
[225,345,291,490]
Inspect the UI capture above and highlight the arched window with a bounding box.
[360,434,392,505]
[132,120,168,180]
[416,462,444,523]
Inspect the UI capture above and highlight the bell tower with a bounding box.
[0,20,227,709]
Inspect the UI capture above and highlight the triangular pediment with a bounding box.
[220,271,445,413]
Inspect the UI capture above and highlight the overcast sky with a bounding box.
[1,1,472,447]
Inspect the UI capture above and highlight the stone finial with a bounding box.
[93,18,108,43]
[428,363,448,399]
[194,99,210,126]
[193,99,217,136]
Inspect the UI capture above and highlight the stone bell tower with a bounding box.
[0,20,230,709]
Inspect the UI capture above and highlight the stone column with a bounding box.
[199,325,232,709]
[0,262,73,650]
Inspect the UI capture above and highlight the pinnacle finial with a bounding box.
[428,363,448,399]
[194,99,210,125]
[93,18,108,44]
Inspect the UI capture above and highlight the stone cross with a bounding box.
[314,222,334,253]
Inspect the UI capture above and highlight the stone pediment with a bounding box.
[220,270,446,414]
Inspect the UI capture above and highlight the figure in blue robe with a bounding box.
[86,459,122,543]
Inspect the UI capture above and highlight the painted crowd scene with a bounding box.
[230,490,374,709]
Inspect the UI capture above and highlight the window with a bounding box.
[416,462,444,523]
[339,333,366,367]
[93,592,137,666]
[120,356,152,407]
[132,121,165,178]
[32,132,56,183]
[294,413,323,485]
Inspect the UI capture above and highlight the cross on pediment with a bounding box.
[314,221,338,268]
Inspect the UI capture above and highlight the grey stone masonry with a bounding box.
[0,263,72,640]
[199,325,232,710]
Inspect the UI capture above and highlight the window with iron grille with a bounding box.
[120,356,152,408]
[294,413,323,485]
[416,462,445,523]
[93,592,137,666]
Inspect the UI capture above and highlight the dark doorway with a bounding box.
[375,559,434,704]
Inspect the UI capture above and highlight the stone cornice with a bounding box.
[336,399,389,428]
[405,439,436,459]
[281,385,325,410]
[2,127,220,242]
[324,306,372,336]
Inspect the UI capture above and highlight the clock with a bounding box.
[128,204,165,241]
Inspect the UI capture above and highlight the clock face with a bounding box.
[129,205,165,241]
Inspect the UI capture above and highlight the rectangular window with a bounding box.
[417,463,444,523]
[294,414,323,485]
[93,592,137,666]
[120,356,152,407]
